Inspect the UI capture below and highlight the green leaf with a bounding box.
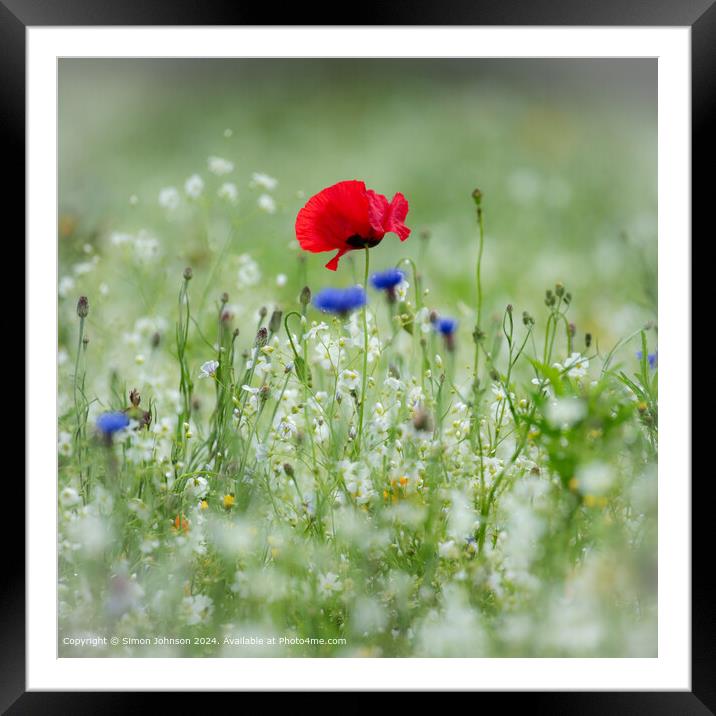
[397,302,414,335]
[527,357,564,396]
[293,356,312,387]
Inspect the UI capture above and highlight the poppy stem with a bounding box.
[356,247,370,455]
[473,204,485,388]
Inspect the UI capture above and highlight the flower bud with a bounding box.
[183,267,193,281]
[300,285,311,306]
[77,296,89,318]
[412,407,433,433]
[255,327,268,348]
[269,309,283,334]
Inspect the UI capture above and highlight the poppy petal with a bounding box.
[295,180,373,253]
[385,193,411,241]
[366,190,391,235]
[325,248,348,271]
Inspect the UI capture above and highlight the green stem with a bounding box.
[473,206,485,384]
[355,247,370,455]
[73,315,86,500]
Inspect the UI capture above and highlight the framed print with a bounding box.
[6,0,706,709]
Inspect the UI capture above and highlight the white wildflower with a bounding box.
[58,431,73,457]
[158,186,180,210]
[198,360,219,379]
[181,594,213,625]
[59,486,81,508]
[546,397,587,427]
[576,462,614,496]
[339,369,361,393]
[237,253,261,287]
[184,174,204,199]
[184,475,208,500]
[257,194,276,214]
[208,155,234,175]
[250,172,278,191]
[59,276,75,298]
[554,352,589,379]
[318,572,342,597]
[218,182,239,204]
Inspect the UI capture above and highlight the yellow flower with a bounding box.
[223,494,235,510]
[199,500,208,510]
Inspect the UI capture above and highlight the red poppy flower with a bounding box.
[295,180,411,270]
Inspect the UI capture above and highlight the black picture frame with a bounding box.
[6,0,704,710]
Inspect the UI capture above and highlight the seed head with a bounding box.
[412,407,433,433]
[77,296,89,318]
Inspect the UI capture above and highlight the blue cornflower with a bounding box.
[313,286,367,315]
[435,317,458,336]
[96,411,130,436]
[434,316,458,352]
[636,350,658,370]
[370,268,404,290]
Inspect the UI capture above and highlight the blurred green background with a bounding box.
[59,58,656,352]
